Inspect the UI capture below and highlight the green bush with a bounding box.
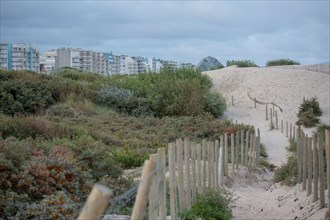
[180,188,232,220]
[296,96,322,127]
[226,60,259,68]
[266,59,300,66]
[204,92,227,117]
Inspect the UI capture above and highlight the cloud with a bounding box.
[1,1,329,65]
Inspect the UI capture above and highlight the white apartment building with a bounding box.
[119,55,138,74]
[40,50,57,74]
[0,43,39,72]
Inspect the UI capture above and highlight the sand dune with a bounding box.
[206,65,330,220]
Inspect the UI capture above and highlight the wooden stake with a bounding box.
[241,130,244,165]
[215,140,219,187]
[302,135,307,191]
[78,184,112,220]
[318,133,325,208]
[231,133,235,173]
[236,131,239,170]
[245,131,249,167]
[325,129,330,214]
[286,121,289,138]
[281,120,283,133]
[196,143,202,195]
[275,111,278,130]
[266,104,268,121]
[313,135,318,202]
[168,143,177,219]
[131,160,156,220]
[231,95,234,106]
[176,139,185,211]
[202,139,207,191]
[307,138,312,196]
[148,154,159,220]
[224,134,228,176]
[191,142,197,204]
[157,148,166,219]
[184,138,191,209]
[219,135,224,187]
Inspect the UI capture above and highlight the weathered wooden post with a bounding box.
[286,121,289,138]
[202,139,207,192]
[231,95,234,106]
[78,184,112,220]
[184,138,191,209]
[256,128,261,165]
[191,142,197,204]
[215,140,219,187]
[270,108,273,126]
[231,133,235,173]
[208,142,212,188]
[318,133,325,208]
[281,120,283,133]
[297,127,302,183]
[168,143,177,219]
[176,139,185,211]
[245,131,249,167]
[131,160,156,220]
[254,97,256,108]
[302,135,307,191]
[224,134,228,176]
[148,154,159,219]
[241,130,244,165]
[219,135,224,187]
[325,129,330,214]
[313,134,318,202]
[275,111,278,130]
[196,143,202,195]
[157,148,166,219]
[236,131,239,170]
[307,138,313,196]
[266,104,268,121]
[290,123,293,140]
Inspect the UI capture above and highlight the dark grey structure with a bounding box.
[196,56,224,72]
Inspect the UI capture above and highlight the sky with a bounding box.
[0,0,329,66]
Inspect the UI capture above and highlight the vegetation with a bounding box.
[209,65,224,71]
[179,188,232,220]
[226,60,259,68]
[0,68,251,218]
[296,96,322,127]
[273,139,298,186]
[266,58,300,66]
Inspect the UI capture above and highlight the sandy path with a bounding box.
[206,66,330,220]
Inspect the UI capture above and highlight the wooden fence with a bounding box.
[130,131,261,219]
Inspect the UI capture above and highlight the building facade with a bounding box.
[0,43,39,72]
[40,50,57,74]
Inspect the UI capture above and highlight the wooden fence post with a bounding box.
[131,160,156,220]
[307,138,312,196]
[281,120,283,133]
[231,95,234,106]
[293,126,296,142]
[168,143,177,219]
[297,127,302,183]
[302,135,307,191]
[275,111,278,130]
[215,140,219,187]
[270,108,273,126]
[318,133,325,208]
[148,154,159,219]
[196,143,202,195]
[176,139,185,211]
[224,134,228,176]
[256,129,261,165]
[266,104,268,121]
[325,129,330,214]
[241,130,244,165]
[313,134,318,202]
[254,98,256,108]
[78,184,112,220]
[249,133,254,166]
[157,148,166,219]
[219,135,224,187]
[202,139,207,191]
[208,142,213,188]
[236,131,239,170]
[191,142,197,205]
[290,123,293,140]
[245,131,249,167]
[184,138,191,209]
[231,133,235,173]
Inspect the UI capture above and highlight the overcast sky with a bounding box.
[1,0,329,66]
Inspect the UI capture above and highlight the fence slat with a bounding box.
[318,133,325,208]
[131,160,156,220]
[168,143,177,219]
[325,129,330,214]
[78,184,112,220]
[176,139,185,211]
[148,154,159,219]
[307,138,313,196]
[184,138,191,209]
[219,135,224,187]
[312,135,318,202]
[245,131,249,167]
[196,143,202,194]
[202,139,207,191]
[297,127,302,183]
[191,142,197,204]
[231,134,235,173]
[256,129,261,165]
[302,135,307,191]
[208,141,212,188]
[224,134,229,176]
[241,130,244,165]
[158,148,166,219]
[236,131,239,170]
[215,140,219,187]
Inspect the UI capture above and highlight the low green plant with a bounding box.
[273,140,298,186]
[204,92,227,117]
[179,188,232,220]
[226,60,259,68]
[296,96,322,127]
[266,58,300,66]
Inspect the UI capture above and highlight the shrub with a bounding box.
[226,60,259,68]
[296,96,322,127]
[204,92,227,117]
[180,188,232,220]
[266,59,300,66]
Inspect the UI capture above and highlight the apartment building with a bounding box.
[55,48,111,75]
[40,50,57,74]
[0,43,39,72]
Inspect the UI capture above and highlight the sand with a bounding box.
[206,65,330,220]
